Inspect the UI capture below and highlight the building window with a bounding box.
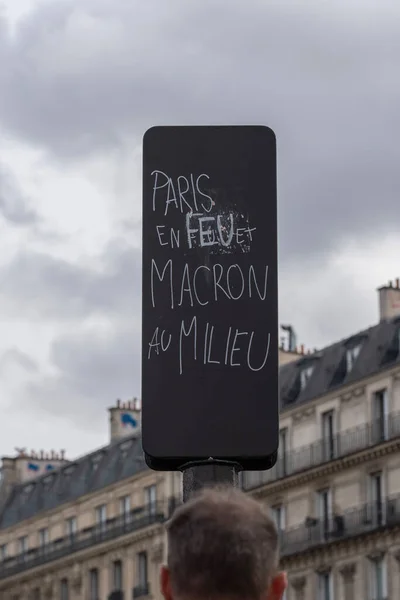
[300,365,314,390]
[95,504,107,531]
[120,495,131,521]
[66,516,77,538]
[60,579,69,600]
[271,505,286,533]
[346,344,361,373]
[89,568,99,600]
[368,556,387,600]
[32,588,41,600]
[372,389,388,442]
[369,472,385,525]
[0,544,7,561]
[138,551,148,588]
[113,559,123,591]
[317,571,333,600]
[278,428,289,476]
[39,527,49,547]
[18,536,28,554]
[145,485,157,514]
[321,410,336,460]
[317,489,332,540]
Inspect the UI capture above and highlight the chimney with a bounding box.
[108,398,141,443]
[378,278,400,321]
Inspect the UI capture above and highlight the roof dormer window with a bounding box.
[346,344,361,373]
[300,365,314,390]
[119,439,133,459]
[91,453,104,472]
[43,474,55,490]
[22,483,35,497]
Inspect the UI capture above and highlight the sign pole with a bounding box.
[180,460,241,502]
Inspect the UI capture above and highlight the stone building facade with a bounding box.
[0,279,400,600]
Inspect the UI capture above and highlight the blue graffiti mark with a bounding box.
[46,464,54,471]
[121,413,137,428]
[27,463,39,471]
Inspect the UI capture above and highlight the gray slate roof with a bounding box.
[0,435,147,530]
[280,315,400,409]
[1,315,399,531]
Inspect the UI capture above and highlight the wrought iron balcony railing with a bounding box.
[280,495,400,558]
[133,583,150,598]
[0,505,164,579]
[108,592,124,600]
[243,413,400,490]
[1,493,399,578]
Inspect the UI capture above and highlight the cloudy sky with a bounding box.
[0,0,399,460]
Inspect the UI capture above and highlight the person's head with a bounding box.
[161,486,286,600]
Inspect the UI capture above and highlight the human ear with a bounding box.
[160,565,173,600]
[266,571,287,600]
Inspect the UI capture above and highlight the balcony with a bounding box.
[133,583,150,598]
[0,504,165,579]
[108,592,124,600]
[280,495,400,558]
[243,413,400,490]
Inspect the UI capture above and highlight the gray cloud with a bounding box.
[4,234,142,425]
[1,0,400,261]
[0,236,141,319]
[0,163,40,226]
[0,0,399,433]
[24,318,140,430]
[0,348,39,374]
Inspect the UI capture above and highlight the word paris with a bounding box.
[152,170,256,252]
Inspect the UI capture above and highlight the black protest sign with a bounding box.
[142,126,278,471]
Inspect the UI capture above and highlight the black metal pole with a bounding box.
[180,460,242,502]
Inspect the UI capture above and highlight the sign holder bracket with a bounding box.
[180,459,242,502]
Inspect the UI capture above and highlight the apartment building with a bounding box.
[243,279,400,600]
[0,400,181,600]
[0,279,400,600]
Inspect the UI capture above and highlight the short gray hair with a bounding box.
[166,486,279,600]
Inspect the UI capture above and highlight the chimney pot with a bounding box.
[396,278,399,289]
[40,450,44,459]
[60,450,65,460]
[300,344,305,354]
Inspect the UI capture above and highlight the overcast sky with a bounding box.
[0,0,399,460]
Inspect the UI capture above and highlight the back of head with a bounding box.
[165,486,279,600]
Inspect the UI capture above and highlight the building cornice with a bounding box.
[251,438,400,499]
[280,526,399,570]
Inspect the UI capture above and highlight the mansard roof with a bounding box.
[0,434,146,530]
[280,315,400,410]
